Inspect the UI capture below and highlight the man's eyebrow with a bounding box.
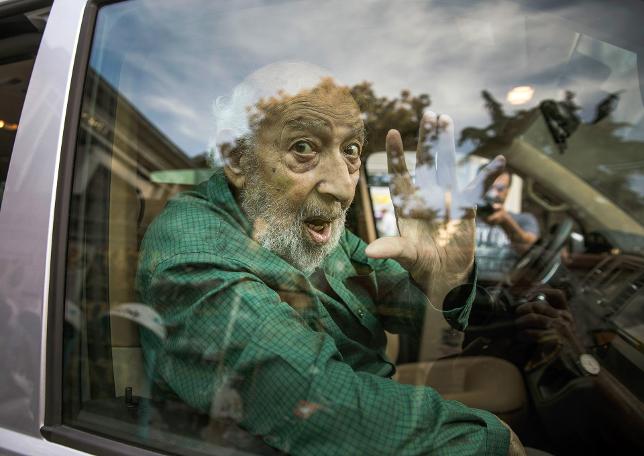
[283,118,331,132]
[284,118,366,142]
[350,125,367,142]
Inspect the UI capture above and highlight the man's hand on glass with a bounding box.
[365,110,506,307]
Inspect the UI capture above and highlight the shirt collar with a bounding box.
[206,167,254,237]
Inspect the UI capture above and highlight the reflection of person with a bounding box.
[476,171,539,279]
[137,62,522,455]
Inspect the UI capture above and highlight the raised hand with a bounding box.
[365,110,505,308]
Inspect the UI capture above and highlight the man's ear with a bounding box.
[221,143,246,190]
[224,160,245,190]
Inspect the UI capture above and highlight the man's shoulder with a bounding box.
[145,189,221,242]
[138,186,249,273]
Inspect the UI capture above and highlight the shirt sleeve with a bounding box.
[512,212,540,237]
[140,252,509,456]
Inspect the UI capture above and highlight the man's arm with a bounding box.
[486,211,539,254]
[141,254,510,455]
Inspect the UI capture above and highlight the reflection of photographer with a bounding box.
[476,170,539,278]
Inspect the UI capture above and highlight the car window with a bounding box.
[60,0,644,454]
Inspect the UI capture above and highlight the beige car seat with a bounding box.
[107,169,149,399]
[387,332,528,426]
[105,86,194,399]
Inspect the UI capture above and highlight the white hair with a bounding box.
[209,61,335,166]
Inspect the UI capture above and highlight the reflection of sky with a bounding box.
[89,0,644,161]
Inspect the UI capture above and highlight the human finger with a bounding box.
[386,129,411,178]
[414,112,440,198]
[515,301,560,319]
[528,288,568,311]
[434,113,457,191]
[416,110,438,168]
[414,112,448,218]
[485,211,503,225]
[519,329,558,343]
[558,310,575,326]
[515,312,553,329]
[386,129,416,201]
[365,236,418,272]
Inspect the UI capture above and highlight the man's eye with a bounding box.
[291,141,314,155]
[344,143,361,158]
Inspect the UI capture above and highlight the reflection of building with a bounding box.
[74,67,194,209]
[70,67,197,245]
[66,69,200,400]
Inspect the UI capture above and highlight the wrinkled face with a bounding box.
[237,81,364,273]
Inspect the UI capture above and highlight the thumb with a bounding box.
[365,237,418,270]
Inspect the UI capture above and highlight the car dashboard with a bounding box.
[575,254,644,402]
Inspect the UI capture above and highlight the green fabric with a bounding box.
[136,168,509,455]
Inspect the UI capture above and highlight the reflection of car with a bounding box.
[1,0,643,454]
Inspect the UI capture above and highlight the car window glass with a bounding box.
[61,1,644,454]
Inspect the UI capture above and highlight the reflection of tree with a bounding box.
[211,81,432,164]
[211,79,643,224]
[458,90,537,148]
[571,119,644,221]
[539,91,581,152]
[458,89,644,223]
[592,91,622,124]
[350,82,430,156]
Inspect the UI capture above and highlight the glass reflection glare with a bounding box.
[506,86,535,105]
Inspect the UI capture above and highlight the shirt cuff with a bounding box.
[478,409,512,456]
[441,259,479,331]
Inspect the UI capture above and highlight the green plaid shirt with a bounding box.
[136,169,509,455]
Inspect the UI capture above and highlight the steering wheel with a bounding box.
[509,216,574,286]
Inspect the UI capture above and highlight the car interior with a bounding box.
[374,112,644,453]
[74,98,644,454]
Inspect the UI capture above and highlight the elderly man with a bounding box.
[136,62,524,455]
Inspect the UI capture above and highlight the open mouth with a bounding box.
[303,217,333,244]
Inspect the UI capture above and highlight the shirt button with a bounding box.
[357,308,365,318]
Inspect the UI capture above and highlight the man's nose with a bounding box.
[316,152,356,206]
